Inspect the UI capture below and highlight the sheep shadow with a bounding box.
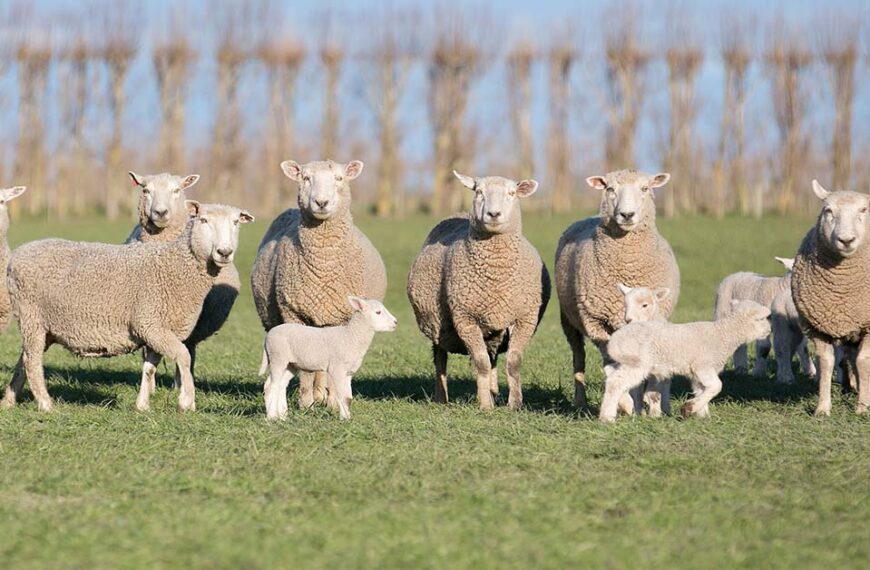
[667,368,820,406]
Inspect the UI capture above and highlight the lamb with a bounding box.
[0,186,27,331]
[260,296,397,421]
[124,171,240,390]
[713,256,795,377]
[406,171,550,410]
[770,283,817,385]
[791,180,870,416]
[251,160,387,409]
[555,169,680,409]
[1,201,254,413]
[600,300,772,422]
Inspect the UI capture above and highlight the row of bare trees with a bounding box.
[0,1,867,219]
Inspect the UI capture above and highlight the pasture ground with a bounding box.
[0,213,868,569]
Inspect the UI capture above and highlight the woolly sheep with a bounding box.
[407,171,551,410]
[251,160,387,409]
[769,283,816,385]
[0,186,27,331]
[792,180,870,415]
[124,171,240,391]
[555,169,680,409]
[260,296,397,421]
[1,201,254,413]
[600,300,771,422]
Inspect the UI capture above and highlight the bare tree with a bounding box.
[507,42,535,183]
[548,44,575,213]
[319,12,344,161]
[153,14,194,174]
[818,13,860,190]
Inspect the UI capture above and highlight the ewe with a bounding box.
[407,171,550,410]
[0,185,27,331]
[556,169,680,409]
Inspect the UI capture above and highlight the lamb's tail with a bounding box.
[258,346,269,376]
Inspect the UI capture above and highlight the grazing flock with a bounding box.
[0,161,867,422]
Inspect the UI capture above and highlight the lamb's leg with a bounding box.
[454,316,494,410]
[600,365,646,422]
[798,337,816,377]
[1,355,25,409]
[265,362,293,421]
[855,335,870,414]
[753,337,771,377]
[811,336,835,417]
[560,312,587,409]
[774,327,797,385]
[144,333,195,412]
[659,378,672,416]
[683,369,723,418]
[643,378,665,418]
[433,346,449,403]
[22,330,52,412]
[136,349,162,411]
[298,372,316,409]
[505,320,536,411]
[326,365,352,420]
[733,343,749,374]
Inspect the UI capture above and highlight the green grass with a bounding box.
[1,212,868,570]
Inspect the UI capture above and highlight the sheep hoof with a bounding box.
[478,396,495,411]
[178,395,196,413]
[0,396,15,409]
[813,406,831,418]
[36,398,54,413]
[135,401,150,412]
[507,398,523,411]
[681,400,696,418]
[599,415,616,424]
[856,404,869,415]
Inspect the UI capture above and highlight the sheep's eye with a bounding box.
[860,208,868,214]
[302,176,311,183]
[199,217,208,224]
[606,187,615,194]
[234,219,240,226]
[335,175,343,182]
[142,188,151,194]
[376,310,382,315]
[642,186,649,192]
[173,188,181,194]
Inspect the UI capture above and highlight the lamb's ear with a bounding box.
[129,171,145,188]
[239,210,255,223]
[185,200,201,217]
[347,296,366,312]
[453,170,476,190]
[586,176,607,190]
[0,186,26,202]
[654,287,670,302]
[811,179,830,201]
[730,299,740,311]
[344,160,364,180]
[516,179,539,198]
[774,256,794,271]
[180,174,200,190]
[616,282,631,296]
[280,160,303,182]
[650,173,670,188]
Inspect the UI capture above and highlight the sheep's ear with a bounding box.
[180,174,200,190]
[344,160,364,180]
[730,299,740,311]
[347,296,366,312]
[811,179,830,201]
[616,282,631,295]
[185,200,201,217]
[453,170,476,190]
[239,210,255,224]
[281,160,303,182]
[650,173,670,188]
[516,179,538,198]
[774,256,794,271]
[129,171,145,188]
[654,288,670,302]
[0,186,27,202]
[586,176,607,190]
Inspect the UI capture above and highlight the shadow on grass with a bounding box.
[668,368,820,407]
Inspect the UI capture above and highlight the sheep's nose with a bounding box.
[216,247,234,258]
[153,207,168,218]
[839,236,856,247]
[619,211,635,221]
[486,210,501,219]
[314,199,329,209]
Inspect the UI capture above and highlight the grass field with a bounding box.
[0,212,868,569]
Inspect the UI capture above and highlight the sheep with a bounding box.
[260,296,397,421]
[0,186,27,331]
[791,180,870,416]
[124,171,240,392]
[251,159,387,409]
[1,201,254,413]
[617,283,672,417]
[555,169,680,409]
[406,171,551,410]
[769,283,816,385]
[713,256,795,377]
[600,300,772,422]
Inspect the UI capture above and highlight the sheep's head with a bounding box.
[0,185,27,235]
[348,296,398,332]
[617,283,670,324]
[729,300,771,342]
[187,201,254,268]
[129,171,199,230]
[281,159,363,222]
[453,171,538,235]
[811,179,870,258]
[587,170,669,233]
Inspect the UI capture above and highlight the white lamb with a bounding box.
[260,296,397,421]
[600,300,771,422]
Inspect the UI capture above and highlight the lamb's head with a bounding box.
[587,170,670,233]
[129,171,199,230]
[811,179,870,258]
[281,159,363,222]
[187,201,254,268]
[729,300,771,343]
[347,296,398,332]
[0,186,27,236]
[617,283,670,324]
[453,170,538,235]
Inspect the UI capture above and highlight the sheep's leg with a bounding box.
[617,392,635,416]
[298,372,316,409]
[733,343,749,374]
[144,334,195,412]
[753,337,771,377]
[600,366,646,422]
[1,355,25,409]
[643,378,665,418]
[136,349,162,412]
[797,337,815,377]
[811,336,835,417]
[174,342,197,390]
[454,317,494,410]
[505,321,536,411]
[683,368,722,418]
[560,312,588,409]
[659,378,672,416]
[22,330,52,412]
[433,346,449,403]
[842,345,859,394]
[855,335,870,414]
[312,371,329,405]
[489,354,499,397]
[773,328,797,385]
